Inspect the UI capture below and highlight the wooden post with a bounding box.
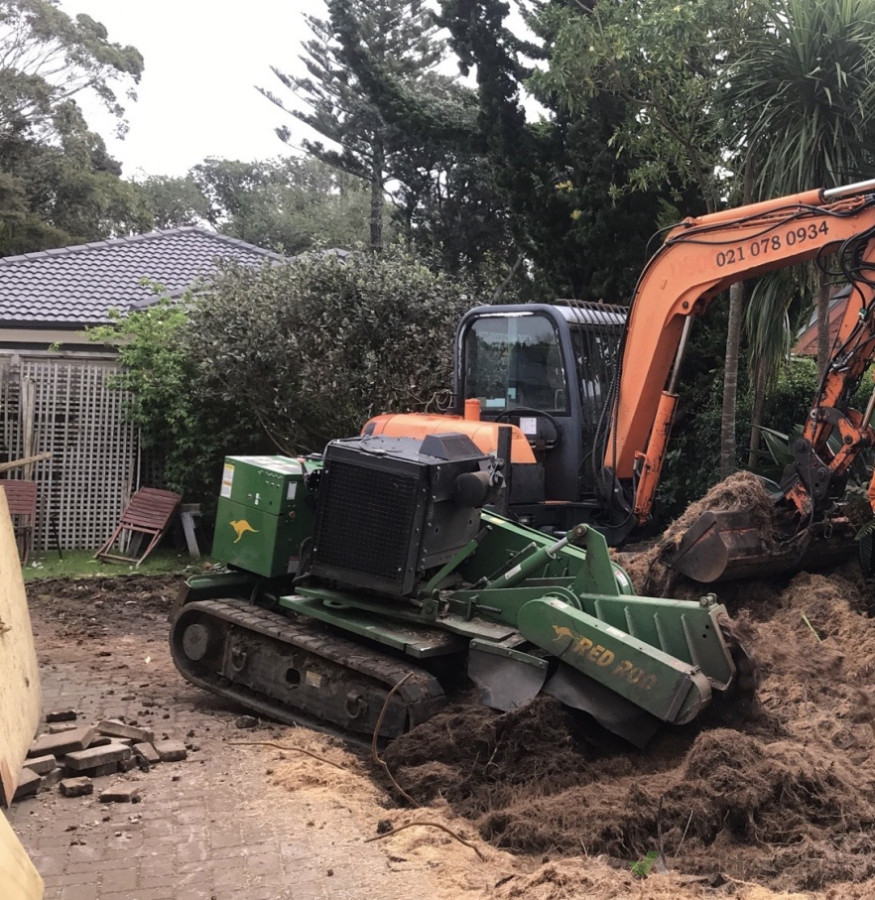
[0,488,42,807]
[21,377,35,481]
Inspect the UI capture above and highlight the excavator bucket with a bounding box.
[667,509,854,582]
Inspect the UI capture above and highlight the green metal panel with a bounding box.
[277,595,467,658]
[458,512,635,596]
[516,597,714,724]
[585,594,734,687]
[212,455,319,578]
[284,589,520,642]
[178,570,297,608]
[220,455,316,516]
[212,496,310,578]
[447,584,580,627]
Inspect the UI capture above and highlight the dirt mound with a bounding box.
[384,564,875,894]
[662,471,777,545]
[31,547,875,895]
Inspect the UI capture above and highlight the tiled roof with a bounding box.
[0,227,285,328]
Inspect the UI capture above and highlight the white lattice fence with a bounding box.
[0,353,140,551]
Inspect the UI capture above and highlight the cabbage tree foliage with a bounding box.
[734,0,875,199]
[731,0,875,378]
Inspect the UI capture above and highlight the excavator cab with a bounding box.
[455,303,626,534]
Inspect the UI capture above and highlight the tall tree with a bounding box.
[536,0,768,477]
[336,0,668,298]
[730,0,875,377]
[260,0,443,251]
[0,0,143,148]
[0,0,146,252]
[137,175,211,229]
[0,104,151,253]
[531,0,743,210]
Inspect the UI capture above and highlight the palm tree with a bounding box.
[729,0,875,406]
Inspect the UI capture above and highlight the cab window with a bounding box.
[462,314,567,413]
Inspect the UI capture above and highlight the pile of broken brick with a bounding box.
[13,710,188,805]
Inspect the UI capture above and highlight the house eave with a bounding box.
[0,325,100,350]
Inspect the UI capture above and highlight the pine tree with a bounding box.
[261,0,443,251]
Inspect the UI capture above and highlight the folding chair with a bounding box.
[1,480,37,565]
[95,487,182,566]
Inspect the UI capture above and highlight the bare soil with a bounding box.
[23,542,875,899]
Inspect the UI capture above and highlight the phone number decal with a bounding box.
[715,221,830,268]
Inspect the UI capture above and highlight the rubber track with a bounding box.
[171,598,447,735]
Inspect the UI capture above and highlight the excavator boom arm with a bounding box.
[607,180,875,522]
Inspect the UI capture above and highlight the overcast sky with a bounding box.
[57,0,316,179]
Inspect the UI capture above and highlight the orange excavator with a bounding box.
[366,179,875,582]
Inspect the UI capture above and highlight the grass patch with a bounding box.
[21,548,211,582]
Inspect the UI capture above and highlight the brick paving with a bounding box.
[3,592,439,900]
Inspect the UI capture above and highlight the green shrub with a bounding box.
[184,246,490,454]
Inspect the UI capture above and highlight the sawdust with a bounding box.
[369,562,875,899]
[32,573,864,900]
[662,471,778,545]
[265,727,730,899]
[266,728,378,798]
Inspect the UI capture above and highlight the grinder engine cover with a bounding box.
[309,433,496,597]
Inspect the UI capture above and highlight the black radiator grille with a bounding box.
[313,460,422,585]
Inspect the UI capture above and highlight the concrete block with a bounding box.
[45,709,77,723]
[153,740,187,762]
[39,767,63,791]
[59,776,93,797]
[132,742,160,765]
[23,754,57,775]
[30,726,95,758]
[12,768,41,801]
[86,762,120,777]
[47,722,78,734]
[64,742,132,772]
[98,785,141,804]
[97,719,155,743]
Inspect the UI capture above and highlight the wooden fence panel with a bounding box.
[0,354,139,552]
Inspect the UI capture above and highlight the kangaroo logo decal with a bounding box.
[230,519,259,543]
